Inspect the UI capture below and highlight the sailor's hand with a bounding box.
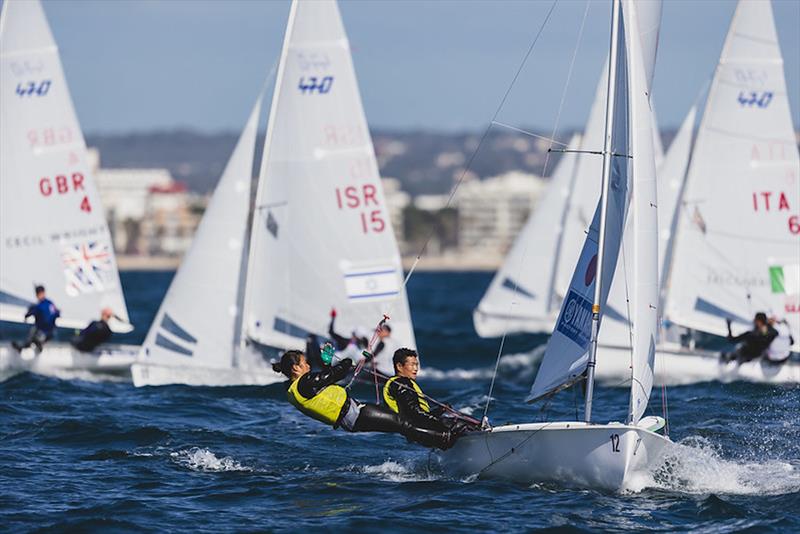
[362,350,374,362]
[330,308,337,318]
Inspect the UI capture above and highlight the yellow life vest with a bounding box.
[383,376,430,414]
[287,376,348,426]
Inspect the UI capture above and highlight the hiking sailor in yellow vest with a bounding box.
[383,348,478,435]
[272,350,454,450]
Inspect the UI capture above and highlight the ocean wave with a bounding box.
[170,447,253,473]
[632,436,800,495]
[354,460,440,483]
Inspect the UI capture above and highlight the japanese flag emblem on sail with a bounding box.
[343,266,401,301]
[61,240,115,296]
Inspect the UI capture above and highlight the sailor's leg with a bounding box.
[353,404,453,450]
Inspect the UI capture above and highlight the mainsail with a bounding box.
[0,0,131,332]
[664,0,800,348]
[140,97,262,368]
[473,134,582,337]
[243,0,415,352]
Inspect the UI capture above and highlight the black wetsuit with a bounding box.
[291,359,452,449]
[386,376,448,432]
[304,334,323,369]
[726,325,778,363]
[70,320,112,352]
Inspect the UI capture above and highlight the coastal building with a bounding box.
[456,171,546,256]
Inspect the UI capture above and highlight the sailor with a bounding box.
[70,308,114,352]
[272,350,454,450]
[383,348,478,435]
[327,307,370,360]
[371,324,399,376]
[12,285,60,352]
[764,316,795,365]
[721,312,778,363]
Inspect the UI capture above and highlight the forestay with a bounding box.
[243,0,414,351]
[140,98,262,368]
[0,0,131,332]
[473,134,582,337]
[664,0,800,348]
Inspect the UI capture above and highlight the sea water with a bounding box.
[1,272,798,532]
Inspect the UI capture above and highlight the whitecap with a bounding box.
[354,460,439,483]
[170,447,253,473]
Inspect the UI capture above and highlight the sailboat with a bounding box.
[440,0,671,491]
[595,0,800,385]
[132,0,414,387]
[0,0,135,380]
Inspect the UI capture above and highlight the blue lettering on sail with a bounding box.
[556,289,593,349]
[298,76,334,94]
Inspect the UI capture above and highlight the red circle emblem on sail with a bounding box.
[584,254,598,286]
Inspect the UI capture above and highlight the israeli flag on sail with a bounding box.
[343,266,401,301]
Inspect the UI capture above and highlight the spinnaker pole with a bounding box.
[584,0,621,423]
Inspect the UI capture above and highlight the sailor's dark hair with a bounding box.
[392,347,418,371]
[381,324,392,333]
[272,350,304,377]
[754,312,768,324]
[35,285,45,294]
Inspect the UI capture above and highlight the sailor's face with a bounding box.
[397,356,419,380]
[292,355,311,376]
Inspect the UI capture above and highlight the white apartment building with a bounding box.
[457,170,546,255]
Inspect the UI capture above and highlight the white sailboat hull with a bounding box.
[0,341,139,382]
[594,342,800,386]
[131,362,284,387]
[438,421,670,491]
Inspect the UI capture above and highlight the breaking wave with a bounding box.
[170,447,252,473]
[354,460,440,483]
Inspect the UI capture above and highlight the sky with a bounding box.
[28,0,800,135]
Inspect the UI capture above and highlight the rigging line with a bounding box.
[490,121,569,147]
[482,0,590,420]
[401,0,559,290]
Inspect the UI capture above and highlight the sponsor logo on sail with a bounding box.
[556,290,593,349]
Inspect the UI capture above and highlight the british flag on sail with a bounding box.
[61,240,115,296]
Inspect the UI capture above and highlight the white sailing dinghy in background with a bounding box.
[132,0,414,387]
[441,0,671,491]
[596,0,800,385]
[0,0,135,381]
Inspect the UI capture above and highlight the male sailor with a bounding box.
[765,316,795,365]
[721,312,777,364]
[272,350,454,450]
[383,348,478,435]
[12,285,60,352]
[70,308,114,352]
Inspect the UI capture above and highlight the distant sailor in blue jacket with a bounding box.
[12,285,60,352]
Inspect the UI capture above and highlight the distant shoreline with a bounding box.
[116,254,500,272]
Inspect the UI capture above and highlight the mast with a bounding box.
[239,0,298,350]
[584,0,621,423]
